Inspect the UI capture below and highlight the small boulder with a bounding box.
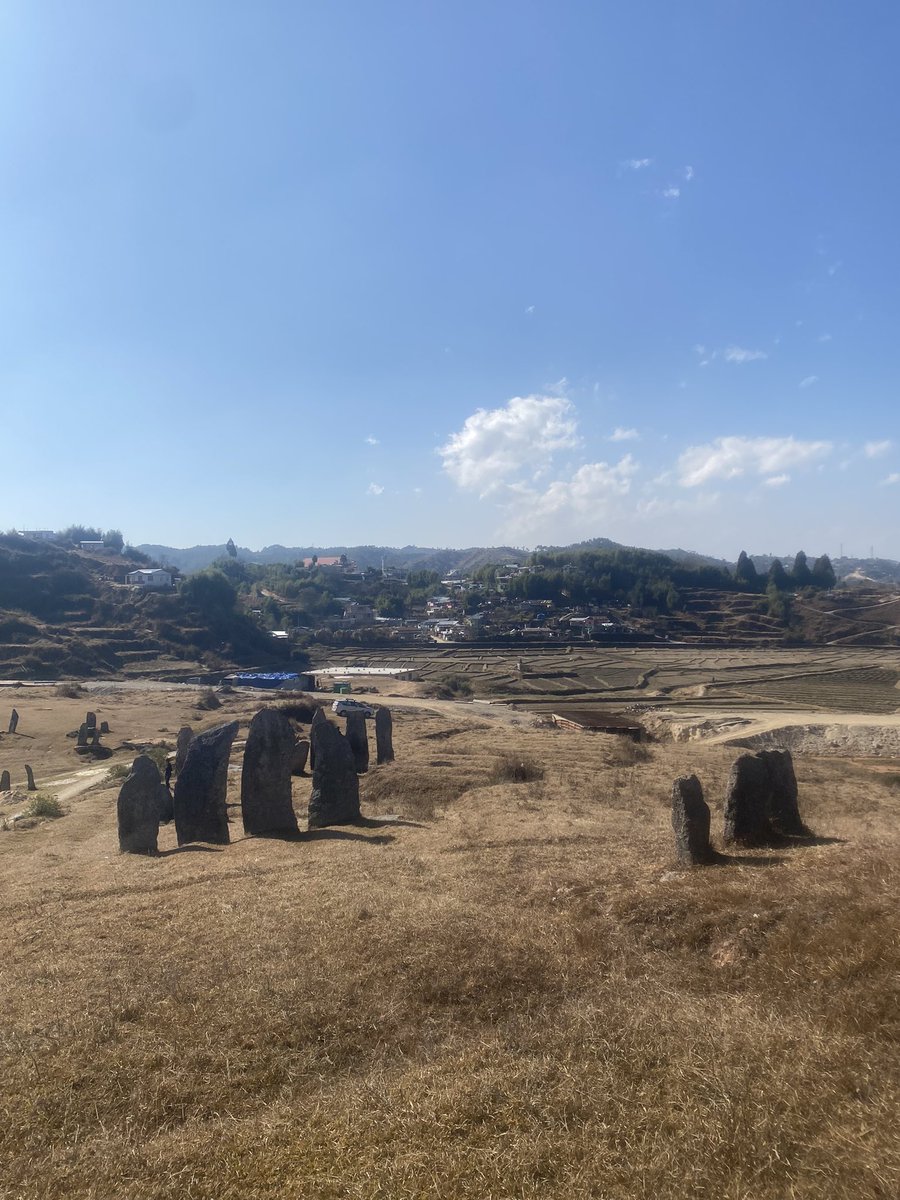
[291,738,310,775]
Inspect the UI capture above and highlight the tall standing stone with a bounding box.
[240,709,299,837]
[8,709,18,734]
[308,719,360,828]
[375,707,394,765]
[671,775,715,865]
[76,723,89,747]
[85,710,97,730]
[175,726,194,775]
[173,721,239,846]
[291,738,310,775]
[117,755,164,854]
[0,770,10,792]
[24,764,36,791]
[345,711,369,774]
[308,706,326,772]
[723,754,776,846]
[758,749,809,837]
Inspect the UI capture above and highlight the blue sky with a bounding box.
[2,1,898,558]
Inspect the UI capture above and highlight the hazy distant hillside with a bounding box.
[139,539,900,582]
[137,543,531,574]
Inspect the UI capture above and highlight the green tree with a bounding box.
[102,529,124,552]
[180,569,237,626]
[768,559,789,589]
[735,550,758,588]
[811,554,836,589]
[791,550,812,587]
[226,537,238,559]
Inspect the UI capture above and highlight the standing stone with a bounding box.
[291,738,310,775]
[175,726,194,775]
[671,775,715,865]
[374,707,394,765]
[308,719,360,828]
[240,709,299,837]
[117,755,163,854]
[157,779,174,824]
[758,748,809,837]
[8,709,18,734]
[99,720,110,735]
[85,710,97,729]
[345,711,369,774]
[723,754,776,846]
[24,764,36,791]
[308,706,326,772]
[77,723,89,747]
[173,721,239,846]
[0,770,10,792]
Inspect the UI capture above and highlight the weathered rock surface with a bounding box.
[240,709,299,837]
[308,719,360,828]
[0,770,10,792]
[671,774,715,865]
[308,707,326,772]
[8,709,18,734]
[118,755,163,854]
[86,710,97,729]
[345,711,369,774]
[291,738,310,775]
[175,726,193,775]
[758,748,810,836]
[723,754,776,846]
[174,721,238,846]
[24,764,36,791]
[99,720,110,734]
[375,707,394,764]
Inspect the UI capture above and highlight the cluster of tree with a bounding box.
[735,550,836,591]
[500,547,736,615]
[53,525,150,562]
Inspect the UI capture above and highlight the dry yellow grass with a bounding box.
[0,689,897,1199]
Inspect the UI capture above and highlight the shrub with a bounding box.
[55,682,86,698]
[195,689,221,711]
[26,794,64,819]
[490,754,545,784]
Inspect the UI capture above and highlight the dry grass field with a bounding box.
[1,680,898,1199]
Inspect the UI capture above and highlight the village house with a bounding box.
[125,568,172,589]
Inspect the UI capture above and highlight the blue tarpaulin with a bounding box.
[230,672,300,689]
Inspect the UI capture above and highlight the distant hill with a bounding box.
[138,540,900,583]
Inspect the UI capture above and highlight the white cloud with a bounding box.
[864,440,892,458]
[799,375,818,389]
[880,473,900,486]
[501,456,639,538]
[624,158,652,170]
[662,186,680,199]
[677,435,832,487]
[547,376,569,397]
[724,346,768,364]
[818,333,832,343]
[683,165,695,181]
[763,474,791,488]
[439,394,580,495]
[364,435,380,446]
[609,427,639,442]
[525,305,535,315]
[366,482,384,496]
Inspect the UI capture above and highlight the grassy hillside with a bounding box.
[0,689,897,1198]
[0,536,301,678]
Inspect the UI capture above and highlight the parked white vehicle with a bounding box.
[331,699,375,718]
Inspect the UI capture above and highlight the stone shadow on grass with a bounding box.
[159,844,225,857]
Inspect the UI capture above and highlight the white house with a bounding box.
[125,568,172,589]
